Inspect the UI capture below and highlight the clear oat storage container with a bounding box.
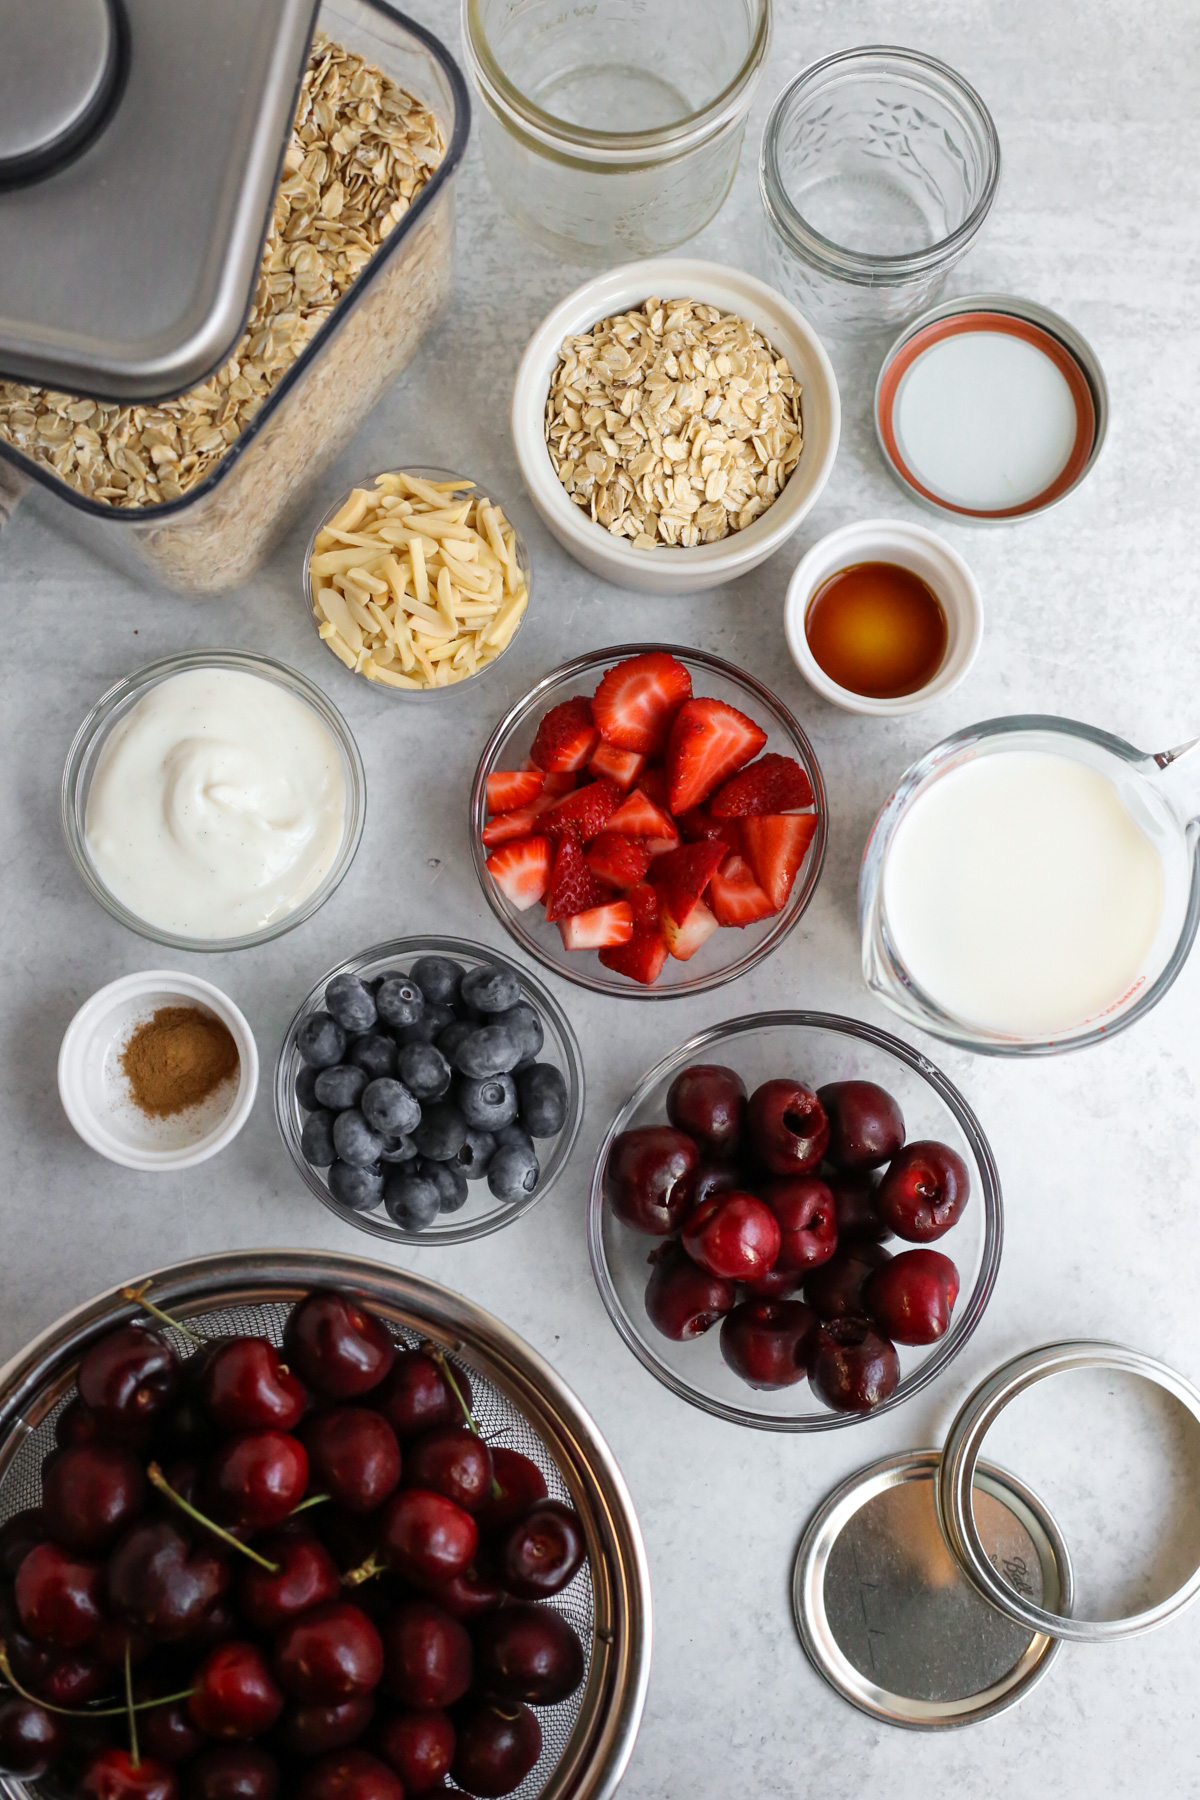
[0,2,469,595]
[461,0,769,261]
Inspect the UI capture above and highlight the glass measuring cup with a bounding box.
[859,716,1200,1054]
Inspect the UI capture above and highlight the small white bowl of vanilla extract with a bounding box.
[784,518,983,715]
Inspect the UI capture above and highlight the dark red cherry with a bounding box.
[690,1159,747,1210]
[138,1699,207,1767]
[809,1318,900,1412]
[381,1598,472,1708]
[302,1409,402,1515]
[739,1265,803,1300]
[644,1242,735,1340]
[42,1445,146,1554]
[0,1694,61,1778]
[79,1747,179,1799]
[877,1141,970,1241]
[373,1707,454,1792]
[273,1601,384,1703]
[606,1126,700,1235]
[371,1352,471,1441]
[864,1249,960,1344]
[804,1243,892,1320]
[108,1521,230,1642]
[56,1398,153,1454]
[452,1701,541,1798]
[95,1618,153,1671]
[278,1696,375,1758]
[403,1426,492,1514]
[77,1326,181,1432]
[378,1488,477,1586]
[826,1169,891,1245]
[14,1541,105,1647]
[666,1063,746,1157]
[817,1080,905,1170]
[498,1500,584,1600]
[761,1176,837,1273]
[297,1748,404,1800]
[188,1641,285,1740]
[719,1299,817,1389]
[473,1603,585,1704]
[747,1079,829,1175]
[207,1432,308,1530]
[2,1594,110,1704]
[680,1192,780,1283]
[186,1745,280,1800]
[236,1529,341,1632]
[283,1292,395,1401]
[474,1448,547,1538]
[427,1564,506,1622]
[199,1340,308,1434]
[0,1507,45,1579]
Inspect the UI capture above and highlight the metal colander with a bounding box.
[0,1251,651,1800]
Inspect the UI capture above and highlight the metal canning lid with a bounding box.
[874,293,1109,523]
[793,1449,1071,1728]
[938,1339,1200,1644]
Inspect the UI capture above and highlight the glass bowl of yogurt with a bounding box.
[62,649,366,952]
[860,715,1200,1054]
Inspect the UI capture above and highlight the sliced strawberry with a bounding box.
[558,901,634,951]
[651,840,726,927]
[661,897,719,961]
[599,928,669,986]
[592,651,693,755]
[709,753,814,818]
[666,698,768,815]
[486,837,551,911]
[540,777,622,845]
[607,788,675,838]
[677,807,743,854]
[588,742,646,789]
[637,764,671,811]
[707,853,777,926]
[627,882,661,930]
[586,832,653,889]
[523,757,576,795]
[486,769,545,814]
[530,697,599,773]
[543,836,609,921]
[481,793,556,846]
[741,813,819,911]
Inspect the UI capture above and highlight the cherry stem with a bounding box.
[146,1464,280,1573]
[342,1551,386,1588]
[124,1640,139,1770]
[122,1284,206,1346]
[0,1646,195,1720]
[290,1493,331,1516]
[424,1342,480,1437]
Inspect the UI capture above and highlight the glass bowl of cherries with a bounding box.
[588,1013,1002,1429]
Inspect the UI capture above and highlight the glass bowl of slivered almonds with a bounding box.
[303,467,531,693]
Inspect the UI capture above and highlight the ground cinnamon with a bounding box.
[121,1006,239,1118]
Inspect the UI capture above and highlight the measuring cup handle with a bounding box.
[1151,736,1200,825]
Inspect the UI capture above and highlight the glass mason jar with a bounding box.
[759,46,1000,338]
[461,0,770,261]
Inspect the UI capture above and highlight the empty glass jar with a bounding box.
[759,46,1000,337]
[462,0,770,260]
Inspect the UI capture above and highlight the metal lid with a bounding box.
[874,294,1109,523]
[0,0,320,401]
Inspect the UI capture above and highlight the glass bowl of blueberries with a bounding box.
[276,936,585,1244]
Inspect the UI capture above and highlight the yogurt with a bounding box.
[85,667,347,939]
[881,750,1165,1037]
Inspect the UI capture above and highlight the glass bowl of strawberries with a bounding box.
[469,645,828,996]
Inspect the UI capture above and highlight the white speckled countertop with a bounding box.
[2,1,1199,1794]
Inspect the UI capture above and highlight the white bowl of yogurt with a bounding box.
[860,716,1200,1054]
[62,651,366,952]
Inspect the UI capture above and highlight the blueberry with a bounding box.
[455,1127,496,1180]
[397,1042,452,1103]
[394,1003,456,1048]
[437,1020,476,1063]
[417,1157,469,1214]
[411,1101,467,1162]
[297,1011,346,1070]
[460,964,522,1014]
[457,1072,518,1132]
[487,1139,540,1203]
[454,1024,522,1080]
[361,1078,422,1138]
[376,977,425,1030]
[300,1108,337,1166]
[493,1002,544,1063]
[383,1171,442,1230]
[379,1134,418,1165]
[410,955,466,1008]
[324,973,378,1034]
[314,1063,368,1110]
[516,1062,568,1137]
[495,1122,535,1155]
[347,1033,398,1080]
[328,1161,384,1212]
[295,1064,320,1111]
[332,1108,385,1168]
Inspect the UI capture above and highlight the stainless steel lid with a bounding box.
[0,0,320,401]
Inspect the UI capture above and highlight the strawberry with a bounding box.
[637,764,671,810]
[709,753,814,817]
[666,698,768,815]
[523,758,576,794]
[543,836,609,921]
[586,832,653,889]
[627,882,661,930]
[592,651,693,755]
[741,813,818,911]
[607,788,675,838]
[676,807,743,854]
[481,793,555,847]
[486,768,546,814]
[707,853,777,926]
[540,777,622,844]
[485,837,551,911]
[651,841,726,927]
[661,897,719,961]
[530,697,599,772]
[599,928,669,986]
[588,742,646,789]
[558,901,634,951]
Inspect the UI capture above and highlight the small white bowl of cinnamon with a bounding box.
[57,972,258,1170]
